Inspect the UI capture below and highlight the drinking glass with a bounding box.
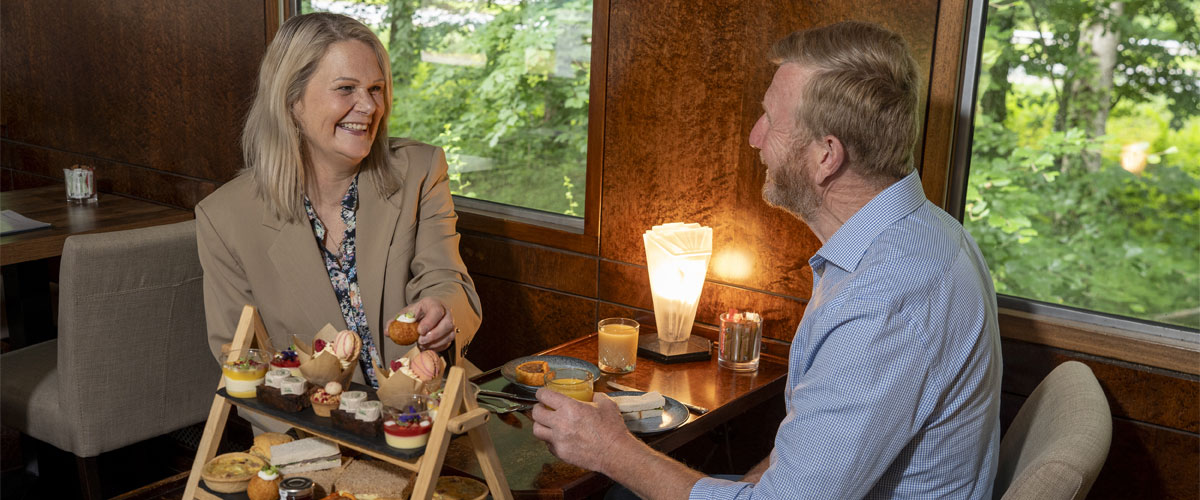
[598,318,639,374]
[63,164,97,204]
[544,368,595,404]
[718,311,762,372]
[222,348,269,398]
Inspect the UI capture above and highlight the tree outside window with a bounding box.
[965,0,1199,329]
[301,0,593,217]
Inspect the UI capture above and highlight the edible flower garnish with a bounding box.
[227,356,263,370]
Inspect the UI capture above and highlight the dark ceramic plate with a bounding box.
[605,391,687,434]
[500,355,601,393]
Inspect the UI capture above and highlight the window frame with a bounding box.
[279,0,606,255]
[929,0,1199,373]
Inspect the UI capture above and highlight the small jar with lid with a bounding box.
[278,476,314,500]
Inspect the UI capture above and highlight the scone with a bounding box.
[515,360,552,386]
[387,312,420,345]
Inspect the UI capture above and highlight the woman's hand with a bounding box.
[401,298,456,352]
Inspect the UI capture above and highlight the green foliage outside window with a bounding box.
[966,0,1200,329]
[302,0,592,216]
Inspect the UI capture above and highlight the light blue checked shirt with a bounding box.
[691,171,1002,500]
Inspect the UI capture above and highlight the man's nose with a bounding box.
[749,115,766,150]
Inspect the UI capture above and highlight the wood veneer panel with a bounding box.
[2,169,56,192]
[0,0,262,191]
[1090,419,1198,500]
[459,233,597,298]
[1000,339,1199,433]
[467,275,597,372]
[597,260,806,343]
[600,0,939,301]
[1,142,218,209]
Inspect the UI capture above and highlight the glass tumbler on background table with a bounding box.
[598,318,639,374]
[544,368,595,404]
[63,164,97,204]
[718,310,762,372]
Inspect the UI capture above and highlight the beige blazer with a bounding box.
[196,138,481,381]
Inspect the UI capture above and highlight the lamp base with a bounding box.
[637,334,712,364]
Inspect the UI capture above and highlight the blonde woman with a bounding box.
[197,13,481,393]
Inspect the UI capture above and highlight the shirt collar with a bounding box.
[814,170,926,273]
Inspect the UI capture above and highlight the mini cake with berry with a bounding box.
[310,381,343,418]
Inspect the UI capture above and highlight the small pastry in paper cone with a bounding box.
[291,325,361,388]
[373,347,446,408]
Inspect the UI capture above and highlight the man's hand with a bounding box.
[400,298,456,352]
[530,390,636,473]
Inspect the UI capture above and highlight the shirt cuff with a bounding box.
[689,476,754,500]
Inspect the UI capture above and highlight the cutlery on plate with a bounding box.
[605,380,710,415]
[476,395,531,414]
[477,389,539,403]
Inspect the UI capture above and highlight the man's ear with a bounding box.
[814,135,845,185]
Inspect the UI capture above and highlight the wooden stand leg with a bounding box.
[410,367,513,500]
[183,305,264,500]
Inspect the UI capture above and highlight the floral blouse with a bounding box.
[303,176,381,388]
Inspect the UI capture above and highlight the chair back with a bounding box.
[994,361,1112,499]
[53,219,216,456]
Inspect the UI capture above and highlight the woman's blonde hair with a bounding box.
[771,21,921,183]
[242,12,396,222]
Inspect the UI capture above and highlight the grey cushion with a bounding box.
[995,361,1112,500]
[0,220,218,457]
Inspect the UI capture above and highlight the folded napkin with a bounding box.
[1,210,51,236]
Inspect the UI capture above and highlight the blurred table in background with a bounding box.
[1,185,193,347]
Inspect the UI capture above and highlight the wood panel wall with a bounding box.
[0,0,263,205]
[2,0,1195,498]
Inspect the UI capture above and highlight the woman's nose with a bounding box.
[355,90,376,114]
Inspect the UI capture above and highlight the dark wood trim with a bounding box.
[583,0,609,241]
[999,308,1200,376]
[265,0,281,45]
[919,0,969,207]
[458,212,598,255]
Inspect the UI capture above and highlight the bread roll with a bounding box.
[250,432,294,461]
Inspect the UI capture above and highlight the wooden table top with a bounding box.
[445,334,788,499]
[0,185,194,266]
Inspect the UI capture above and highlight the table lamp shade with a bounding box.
[643,223,712,343]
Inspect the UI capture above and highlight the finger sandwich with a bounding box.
[612,391,666,421]
[270,437,341,474]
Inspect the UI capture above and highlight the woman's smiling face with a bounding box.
[293,40,386,172]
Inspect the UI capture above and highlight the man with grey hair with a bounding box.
[531,21,1001,500]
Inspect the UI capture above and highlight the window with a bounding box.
[298,0,594,221]
[956,0,1199,333]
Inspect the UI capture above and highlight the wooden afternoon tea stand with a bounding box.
[183,305,513,500]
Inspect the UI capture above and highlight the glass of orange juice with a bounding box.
[598,318,639,374]
[544,368,595,404]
